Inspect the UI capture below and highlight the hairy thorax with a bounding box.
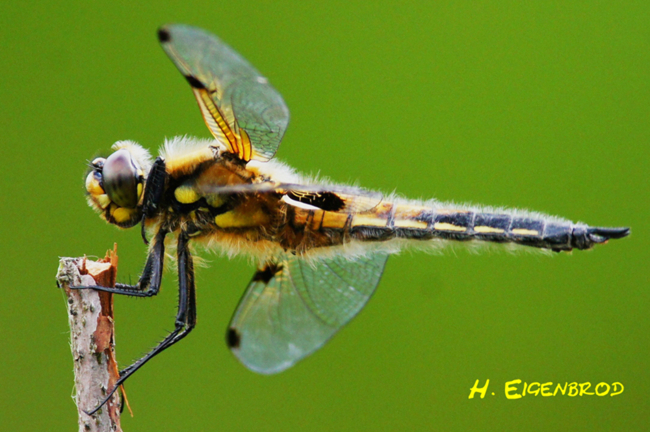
[154,153,341,256]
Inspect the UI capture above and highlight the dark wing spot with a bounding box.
[226,327,241,349]
[252,263,283,284]
[287,191,345,212]
[157,28,171,43]
[185,75,206,89]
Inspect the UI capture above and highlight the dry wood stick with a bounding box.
[57,245,124,432]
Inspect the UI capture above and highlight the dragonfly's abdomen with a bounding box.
[305,203,629,252]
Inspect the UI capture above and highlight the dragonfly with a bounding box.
[75,24,630,414]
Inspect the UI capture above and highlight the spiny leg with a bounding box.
[118,231,197,376]
[70,228,168,297]
[85,231,197,415]
[140,157,168,245]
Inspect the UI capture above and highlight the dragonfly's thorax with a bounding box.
[157,155,282,238]
[147,150,364,256]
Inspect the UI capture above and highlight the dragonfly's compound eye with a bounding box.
[102,149,142,208]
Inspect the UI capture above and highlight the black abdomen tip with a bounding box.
[588,226,631,241]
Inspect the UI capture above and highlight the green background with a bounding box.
[1,1,647,430]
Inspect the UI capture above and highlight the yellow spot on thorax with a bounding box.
[214,201,269,228]
[215,211,252,228]
[174,186,201,204]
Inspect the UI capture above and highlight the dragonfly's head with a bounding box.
[85,141,153,228]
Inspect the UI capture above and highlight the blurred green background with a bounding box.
[1,1,647,430]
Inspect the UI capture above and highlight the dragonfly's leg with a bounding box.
[85,231,197,415]
[119,230,197,376]
[140,157,168,245]
[70,228,168,297]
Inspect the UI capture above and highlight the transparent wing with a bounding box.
[158,24,289,162]
[196,182,384,213]
[227,252,389,374]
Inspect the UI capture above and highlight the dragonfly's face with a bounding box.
[85,141,152,228]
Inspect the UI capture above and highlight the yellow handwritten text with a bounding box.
[504,380,624,399]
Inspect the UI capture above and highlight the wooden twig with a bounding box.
[57,245,123,432]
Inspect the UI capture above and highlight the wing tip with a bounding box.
[226,327,241,349]
[226,327,295,375]
[157,26,171,43]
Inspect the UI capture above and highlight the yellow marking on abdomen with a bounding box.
[351,215,388,227]
[174,186,201,204]
[435,209,471,214]
[393,204,427,219]
[394,219,428,229]
[321,212,348,229]
[512,228,539,236]
[391,205,429,229]
[373,202,394,214]
[433,222,467,232]
[474,226,505,234]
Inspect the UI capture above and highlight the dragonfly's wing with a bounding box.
[158,24,289,162]
[228,252,389,374]
[196,182,384,213]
